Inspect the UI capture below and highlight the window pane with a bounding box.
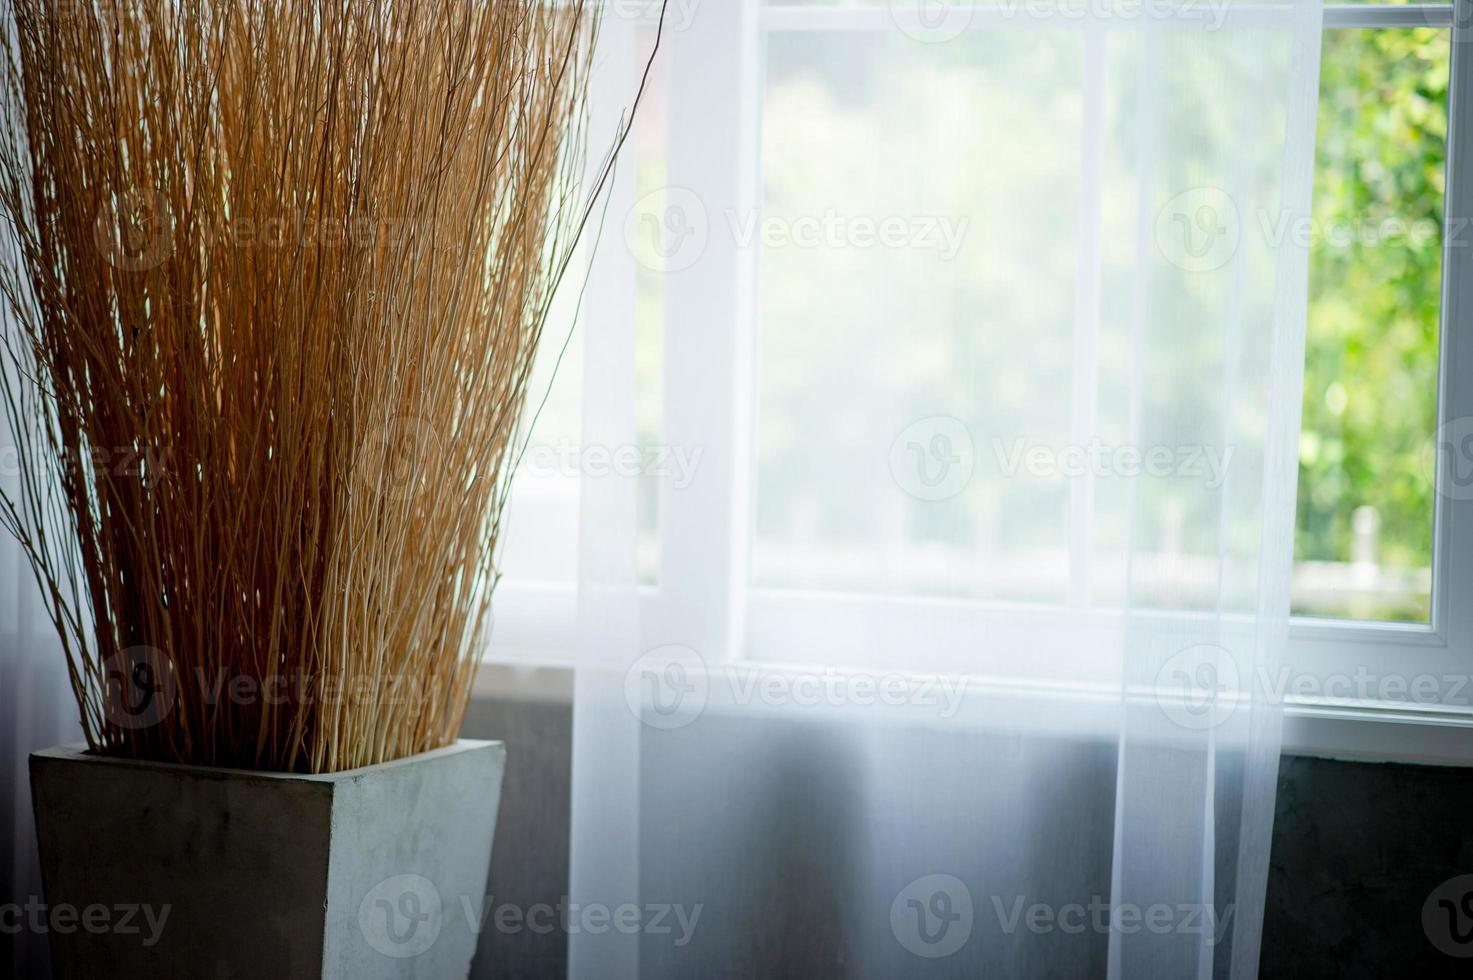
[752,26,1298,610]
[1292,26,1449,622]
[752,30,1085,604]
[497,26,668,591]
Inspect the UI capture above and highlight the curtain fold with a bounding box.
[571,2,1323,978]
[1,364,78,979]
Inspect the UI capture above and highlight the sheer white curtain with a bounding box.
[1,353,77,979]
[575,0,1323,977]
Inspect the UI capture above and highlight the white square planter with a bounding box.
[30,739,505,979]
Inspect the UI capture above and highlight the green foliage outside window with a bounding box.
[1295,27,1448,621]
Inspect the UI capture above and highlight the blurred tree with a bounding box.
[1295,26,1448,620]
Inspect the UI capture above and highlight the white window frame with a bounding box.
[489,0,1473,766]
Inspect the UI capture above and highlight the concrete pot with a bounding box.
[30,739,505,979]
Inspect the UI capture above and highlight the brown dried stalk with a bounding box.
[0,0,652,772]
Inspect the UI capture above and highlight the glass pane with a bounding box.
[752,25,1298,610]
[752,30,1085,604]
[1292,26,1449,622]
[497,25,667,590]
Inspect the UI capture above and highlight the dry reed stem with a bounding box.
[0,0,648,772]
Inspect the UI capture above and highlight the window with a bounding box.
[1295,17,1450,624]
[1286,1,1473,739]
[490,1,1473,760]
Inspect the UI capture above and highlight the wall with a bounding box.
[462,691,1473,979]
[5,686,1467,976]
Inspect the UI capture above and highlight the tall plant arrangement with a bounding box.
[0,0,640,772]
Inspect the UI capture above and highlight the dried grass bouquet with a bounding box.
[0,0,650,771]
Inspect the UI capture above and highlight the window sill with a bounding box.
[474,659,1473,768]
[1280,696,1473,767]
